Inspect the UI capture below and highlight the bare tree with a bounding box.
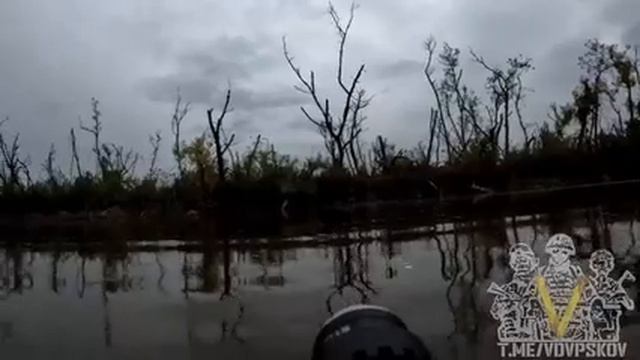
[606,43,639,133]
[555,40,616,150]
[99,143,139,183]
[552,40,640,149]
[424,38,490,163]
[470,51,533,158]
[440,44,467,152]
[548,103,574,138]
[80,98,103,175]
[424,38,452,161]
[514,76,534,151]
[0,119,30,192]
[43,143,64,188]
[170,89,190,179]
[577,39,612,148]
[283,2,370,172]
[425,108,438,165]
[372,135,394,174]
[206,87,235,183]
[69,128,82,178]
[243,134,262,179]
[147,131,162,180]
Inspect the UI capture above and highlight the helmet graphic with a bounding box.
[545,233,576,256]
[510,243,535,258]
[589,249,615,274]
[509,243,538,273]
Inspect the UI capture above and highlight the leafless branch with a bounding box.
[0,127,29,191]
[147,131,162,179]
[171,89,190,179]
[43,143,63,187]
[329,1,358,94]
[207,87,235,182]
[69,128,82,178]
[80,97,103,175]
[282,2,367,170]
[515,77,532,149]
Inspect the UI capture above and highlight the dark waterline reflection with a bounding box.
[2,207,640,359]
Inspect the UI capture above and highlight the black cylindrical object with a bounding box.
[312,305,432,360]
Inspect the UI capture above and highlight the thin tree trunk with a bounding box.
[503,96,510,158]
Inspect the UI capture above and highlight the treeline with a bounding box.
[1,3,640,215]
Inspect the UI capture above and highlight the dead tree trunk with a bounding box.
[147,131,162,180]
[0,122,29,192]
[69,128,82,178]
[426,108,438,165]
[283,2,370,172]
[80,98,103,176]
[171,90,190,180]
[470,51,532,159]
[206,88,234,183]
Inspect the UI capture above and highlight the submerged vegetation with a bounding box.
[1,4,640,218]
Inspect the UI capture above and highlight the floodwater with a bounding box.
[2,207,640,359]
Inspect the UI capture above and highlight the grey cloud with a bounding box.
[175,35,280,79]
[286,118,316,132]
[230,87,308,111]
[141,76,216,104]
[207,36,259,59]
[440,0,597,64]
[2,0,640,167]
[140,74,307,111]
[178,53,251,79]
[374,59,423,79]
[623,22,640,46]
[139,34,303,111]
[229,116,256,133]
[601,0,640,28]
[530,39,584,100]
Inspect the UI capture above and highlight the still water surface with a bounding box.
[2,208,640,359]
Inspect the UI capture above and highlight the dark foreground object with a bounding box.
[312,305,431,360]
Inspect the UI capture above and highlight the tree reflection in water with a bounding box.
[182,238,245,345]
[219,238,245,344]
[249,246,286,290]
[0,247,34,300]
[432,218,509,357]
[1,205,639,355]
[326,230,377,315]
[50,248,69,293]
[381,227,399,280]
[0,247,33,344]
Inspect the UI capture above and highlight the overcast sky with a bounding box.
[1,0,639,176]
